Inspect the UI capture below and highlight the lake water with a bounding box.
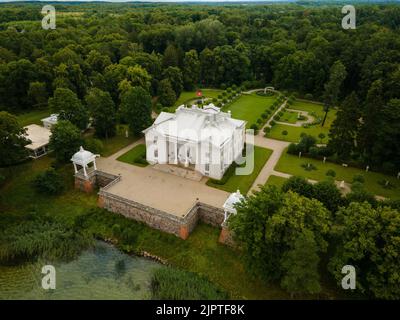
[0,241,163,300]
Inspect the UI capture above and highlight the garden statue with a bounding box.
[299,151,302,158]
[340,180,345,189]
[397,172,400,179]
[125,129,129,138]
[323,156,326,163]
[366,165,369,172]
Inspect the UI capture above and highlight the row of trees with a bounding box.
[230,181,400,299]
[0,3,399,170]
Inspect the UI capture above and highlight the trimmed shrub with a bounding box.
[305,93,313,100]
[282,176,314,198]
[282,130,288,136]
[33,169,65,195]
[353,174,365,184]
[84,138,103,154]
[326,169,336,177]
[288,143,299,155]
[250,124,259,134]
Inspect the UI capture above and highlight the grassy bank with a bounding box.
[223,93,276,128]
[150,268,228,300]
[206,146,272,194]
[117,144,148,167]
[275,149,400,199]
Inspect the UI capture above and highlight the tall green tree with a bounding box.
[281,230,321,296]
[85,88,116,139]
[358,80,384,159]
[368,98,400,169]
[329,202,400,299]
[182,50,200,90]
[49,88,89,131]
[162,44,180,68]
[322,60,347,126]
[229,186,331,293]
[199,48,216,86]
[157,79,176,107]
[328,92,361,159]
[28,81,48,107]
[162,67,183,98]
[49,120,82,163]
[0,111,29,166]
[120,86,152,136]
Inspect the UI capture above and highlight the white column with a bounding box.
[83,165,87,177]
[93,159,97,171]
[73,163,78,174]
[175,139,178,164]
[185,144,189,167]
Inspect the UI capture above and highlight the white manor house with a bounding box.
[143,104,246,180]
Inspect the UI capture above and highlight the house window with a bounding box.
[205,163,209,173]
[153,135,158,144]
[154,149,158,158]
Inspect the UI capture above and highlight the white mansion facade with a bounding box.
[143,104,246,180]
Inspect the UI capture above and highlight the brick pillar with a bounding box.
[83,179,94,193]
[74,178,80,190]
[179,224,190,240]
[219,226,233,245]
[98,195,104,208]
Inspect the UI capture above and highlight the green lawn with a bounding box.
[206,145,272,194]
[268,100,336,143]
[0,156,289,299]
[17,109,50,126]
[275,150,400,200]
[0,156,97,224]
[265,175,288,189]
[0,153,344,300]
[279,110,299,124]
[99,125,140,157]
[222,93,276,128]
[117,144,148,167]
[170,89,223,111]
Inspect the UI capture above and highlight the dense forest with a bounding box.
[0,2,399,170]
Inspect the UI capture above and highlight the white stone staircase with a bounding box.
[152,164,203,181]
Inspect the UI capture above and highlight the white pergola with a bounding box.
[71,146,98,178]
[222,189,244,224]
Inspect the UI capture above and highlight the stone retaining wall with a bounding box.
[78,169,233,243]
[99,191,183,236]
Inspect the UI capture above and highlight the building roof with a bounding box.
[144,104,246,146]
[24,124,51,151]
[71,146,97,165]
[41,113,58,125]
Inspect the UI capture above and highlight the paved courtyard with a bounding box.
[96,139,230,217]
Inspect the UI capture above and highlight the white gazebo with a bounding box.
[222,189,244,224]
[24,124,52,159]
[71,146,98,178]
[41,114,58,130]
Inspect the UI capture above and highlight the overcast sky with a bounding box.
[0,0,295,2]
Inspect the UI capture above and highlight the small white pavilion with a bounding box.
[24,124,52,159]
[41,114,59,130]
[222,189,244,224]
[71,146,98,178]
